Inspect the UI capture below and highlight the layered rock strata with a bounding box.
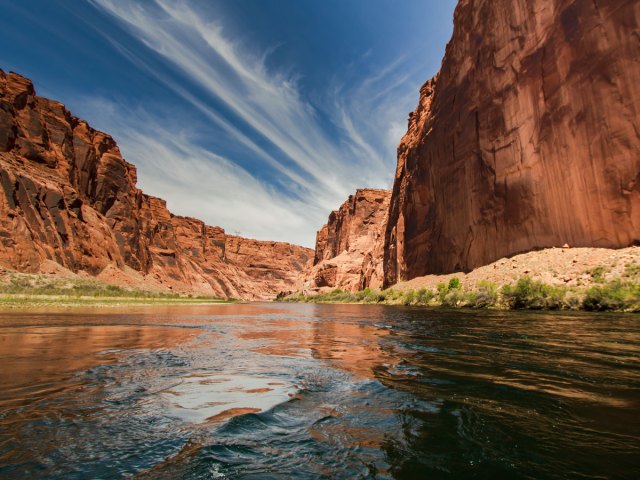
[384,0,640,286]
[299,189,390,293]
[0,70,312,300]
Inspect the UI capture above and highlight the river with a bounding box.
[0,303,638,479]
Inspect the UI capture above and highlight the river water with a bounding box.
[0,303,638,479]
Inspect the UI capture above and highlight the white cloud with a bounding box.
[78,97,322,246]
[82,0,431,246]
[90,0,350,197]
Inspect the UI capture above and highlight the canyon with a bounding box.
[2,0,639,299]
[384,0,640,285]
[2,3,639,479]
[0,70,312,300]
[304,0,640,292]
[298,188,390,293]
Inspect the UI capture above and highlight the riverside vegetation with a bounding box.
[281,263,640,312]
[0,272,232,306]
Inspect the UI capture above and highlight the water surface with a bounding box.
[0,303,638,479]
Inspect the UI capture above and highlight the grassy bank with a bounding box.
[0,272,233,307]
[280,275,640,313]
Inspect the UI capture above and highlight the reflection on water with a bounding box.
[0,325,201,409]
[162,373,297,424]
[0,303,638,479]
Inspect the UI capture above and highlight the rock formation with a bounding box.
[299,189,390,293]
[0,70,312,300]
[384,0,640,286]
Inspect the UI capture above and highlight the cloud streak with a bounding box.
[83,0,434,246]
[78,97,321,245]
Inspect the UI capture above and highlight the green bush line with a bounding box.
[0,295,229,306]
[0,275,229,302]
[279,276,640,312]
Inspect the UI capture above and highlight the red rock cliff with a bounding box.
[300,188,390,293]
[0,70,313,299]
[384,0,640,286]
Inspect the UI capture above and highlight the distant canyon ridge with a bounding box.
[0,71,312,300]
[1,0,639,299]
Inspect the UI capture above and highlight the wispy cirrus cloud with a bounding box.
[78,96,320,245]
[81,0,434,246]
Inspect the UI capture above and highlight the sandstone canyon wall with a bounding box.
[299,189,390,293]
[384,0,640,286]
[0,70,312,299]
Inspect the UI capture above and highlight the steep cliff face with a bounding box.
[300,189,390,293]
[225,235,315,297]
[0,70,312,299]
[384,0,640,286]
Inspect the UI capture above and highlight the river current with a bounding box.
[0,303,638,479]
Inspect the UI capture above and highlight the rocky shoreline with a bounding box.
[283,246,640,312]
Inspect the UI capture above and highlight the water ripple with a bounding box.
[0,303,638,479]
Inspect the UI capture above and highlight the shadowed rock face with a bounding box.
[384,0,640,286]
[300,189,390,293]
[0,70,312,299]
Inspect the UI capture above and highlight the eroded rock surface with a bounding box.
[300,189,390,293]
[385,0,640,286]
[0,70,312,299]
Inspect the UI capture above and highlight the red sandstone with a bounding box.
[0,70,312,300]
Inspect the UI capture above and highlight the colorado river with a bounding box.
[0,303,638,479]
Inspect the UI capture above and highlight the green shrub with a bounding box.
[583,280,640,311]
[415,288,434,305]
[463,291,478,307]
[313,289,358,303]
[563,290,583,310]
[278,275,640,312]
[436,282,448,303]
[359,288,384,303]
[442,288,465,307]
[471,280,498,308]
[0,273,225,302]
[380,289,403,303]
[448,278,461,290]
[401,290,416,305]
[501,276,566,310]
[588,266,608,283]
[353,288,368,301]
[624,262,640,279]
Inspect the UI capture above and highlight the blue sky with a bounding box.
[0,0,456,246]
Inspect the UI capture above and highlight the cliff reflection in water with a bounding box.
[0,323,201,410]
[308,304,393,379]
[0,304,638,480]
[244,304,394,379]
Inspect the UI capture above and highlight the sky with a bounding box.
[0,0,457,247]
